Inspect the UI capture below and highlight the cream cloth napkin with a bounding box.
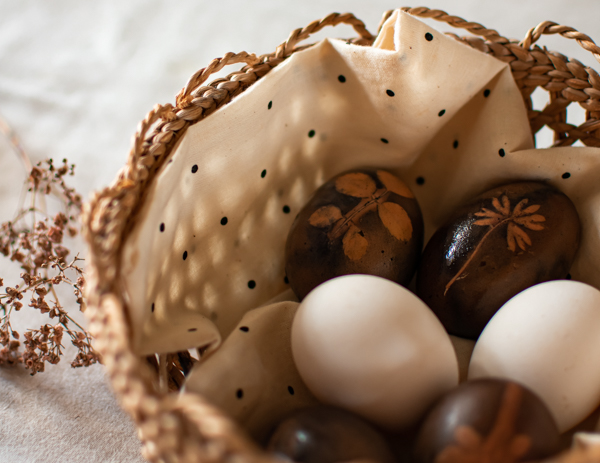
[121,10,547,356]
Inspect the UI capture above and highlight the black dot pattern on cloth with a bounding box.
[499,148,506,157]
[183,251,188,261]
[438,109,446,117]
[236,389,244,399]
[425,32,434,41]
[126,17,548,363]
[562,172,571,179]
[159,223,165,232]
[484,89,491,97]
[288,386,295,395]
[239,326,249,332]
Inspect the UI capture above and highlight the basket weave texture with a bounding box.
[82,7,600,463]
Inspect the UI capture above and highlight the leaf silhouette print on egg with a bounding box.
[308,171,415,261]
[286,170,423,300]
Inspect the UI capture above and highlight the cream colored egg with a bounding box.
[291,274,458,430]
[469,280,600,432]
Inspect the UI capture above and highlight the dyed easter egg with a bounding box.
[414,379,560,463]
[285,169,423,300]
[268,406,395,463]
[291,274,458,430]
[416,181,580,339]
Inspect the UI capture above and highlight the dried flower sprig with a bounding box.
[0,114,99,375]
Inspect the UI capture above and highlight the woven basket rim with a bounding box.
[82,7,600,463]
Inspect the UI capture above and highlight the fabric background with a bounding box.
[1,1,599,462]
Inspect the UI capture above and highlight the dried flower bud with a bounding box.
[38,300,50,314]
[33,252,46,268]
[10,251,25,263]
[54,245,69,259]
[12,301,22,311]
[47,227,63,244]
[38,235,51,251]
[19,235,32,250]
[6,287,21,299]
[35,287,48,296]
[53,212,68,228]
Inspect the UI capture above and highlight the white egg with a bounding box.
[291,274,458,429]
[469,280,600,432]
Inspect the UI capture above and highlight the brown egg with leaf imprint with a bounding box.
[285,169,423,300]
[413,379,561,463]
[416,181,580,339]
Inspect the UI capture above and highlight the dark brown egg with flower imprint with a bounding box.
[414,378,561,463]
[416,181,580,339]
[285,169,423,300]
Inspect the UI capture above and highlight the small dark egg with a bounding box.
[268,406,395,463]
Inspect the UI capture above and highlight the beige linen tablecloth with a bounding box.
[1,1,599,461]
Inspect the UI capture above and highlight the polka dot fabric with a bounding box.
[184,301,319,442]
[121,10,600,356]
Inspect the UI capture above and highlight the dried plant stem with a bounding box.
[0,111,98,374]
[0,112,32,173]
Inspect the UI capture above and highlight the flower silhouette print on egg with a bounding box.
[417,181,580,339]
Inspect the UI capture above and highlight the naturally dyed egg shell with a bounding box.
[285,169,423,300]
[267,406,395,463]
[469,280,600,432]
[414,379,561,463]
[291,274,458,430]
[416,181,580,339]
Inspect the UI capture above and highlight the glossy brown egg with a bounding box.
[268,406,395,463]
[416,181,580,339]
[414,379,561,463]
[285,169,423,300]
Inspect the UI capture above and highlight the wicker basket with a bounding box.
[82,7,600,463]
